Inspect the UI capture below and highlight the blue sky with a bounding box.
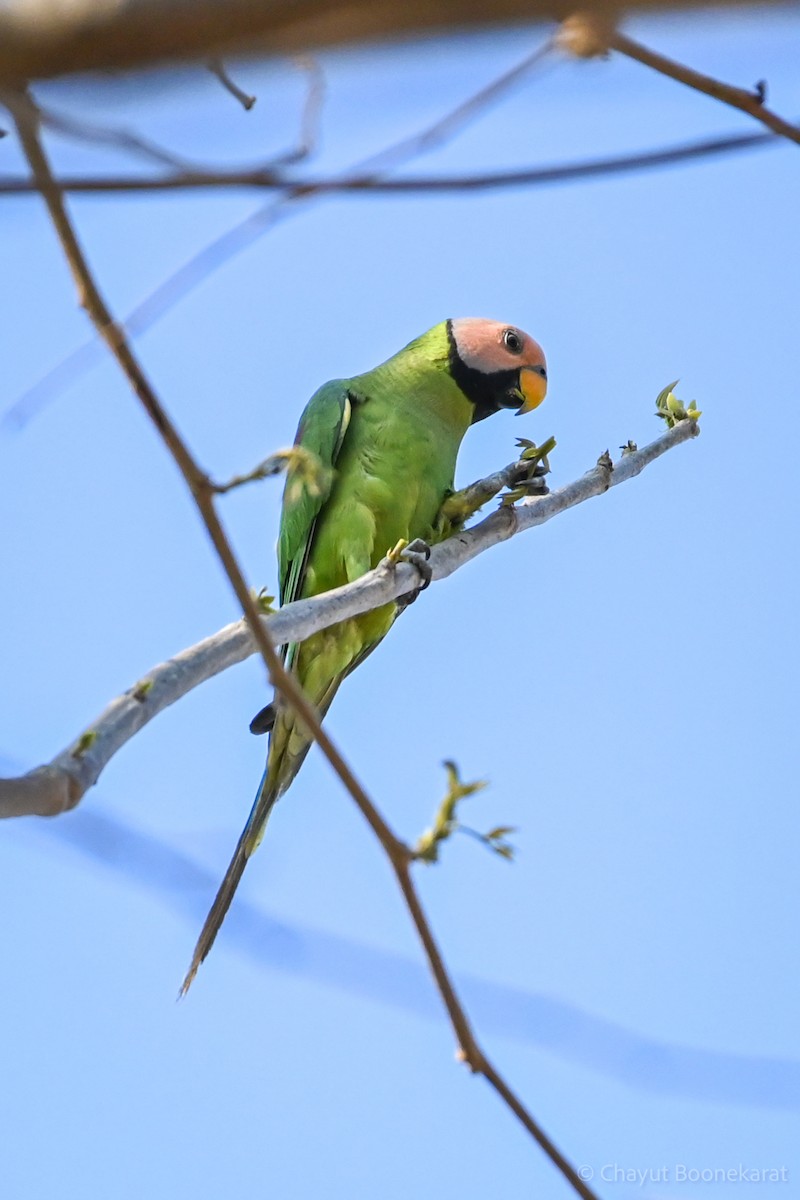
[1,8,798,1198]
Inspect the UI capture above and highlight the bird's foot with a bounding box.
[383,537,432,607]
[500,436,556,506]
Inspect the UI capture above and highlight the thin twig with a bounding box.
[353,38,554,177]
[0,124,778,197]
[209,450,296,494]
[6,85,598,1200]
[2,197,289,431]
[610,30,800,147]
[0,127,776,434]
[278,55,326,165]
[208,59,257,111]
[0,420,698,818]
[37,104,201,171]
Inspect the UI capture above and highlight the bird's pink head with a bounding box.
[448,317,547,422]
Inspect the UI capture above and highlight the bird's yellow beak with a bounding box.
[516,366,548,415]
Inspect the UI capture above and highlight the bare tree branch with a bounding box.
[5,83,602,1199]
[0,417,698,822]
[611,29,800,148]
[280,56,326,165]
[614,31,800,147]
[2,194,289,430]
[0,125,778,198]
[355,38,554,176]
[1,0,771,85]
[559,12,800,149]
[36,104,201,171]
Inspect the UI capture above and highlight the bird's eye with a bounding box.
[503,328,523,354]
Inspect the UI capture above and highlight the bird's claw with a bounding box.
[384,537,432,607]
[399,537,433,587]
[500,436,555,505]
[509,458,550,495]
[501,460,549,506]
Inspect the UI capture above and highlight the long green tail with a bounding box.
[178,768,275,996]
[179,694,333,995]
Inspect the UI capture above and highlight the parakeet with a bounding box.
[181,317,547,992]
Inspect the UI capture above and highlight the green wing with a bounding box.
[278,379,352,622]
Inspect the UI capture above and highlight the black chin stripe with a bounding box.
[446,319,519,424]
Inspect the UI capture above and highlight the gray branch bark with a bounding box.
[0,418,698,820]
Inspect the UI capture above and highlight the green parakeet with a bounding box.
[181,318,547,992]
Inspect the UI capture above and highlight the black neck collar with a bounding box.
[446,319,519,424]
